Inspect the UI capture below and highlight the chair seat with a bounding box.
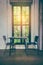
[27,42,37,45]
[6,43,10,45]
[6,43,15,46]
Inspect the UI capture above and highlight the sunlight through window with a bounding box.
[13,6,29,43]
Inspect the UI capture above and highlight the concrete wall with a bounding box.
[0,0,39,49]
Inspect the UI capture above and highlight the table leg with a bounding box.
[9,44,11,56]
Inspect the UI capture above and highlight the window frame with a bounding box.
[12,5,31,44]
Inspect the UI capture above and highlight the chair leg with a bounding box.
[11,45,14,52]
[12,46,13,50]
[12,45,16,52]
[37,49,39,55]
[9,45,12,56]
[4,45,7,55]
[25,43,28,50]
[25,44,29,55]
[36,45,39,55]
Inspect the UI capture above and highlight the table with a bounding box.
[9,37,27,56]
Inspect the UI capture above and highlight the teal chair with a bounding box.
[25,36,39,54]
[3,35,15,55]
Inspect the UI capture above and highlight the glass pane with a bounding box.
[22,26,29,37]
[13,6,21,24]
[13,7,21,16]
[14,15,21,24]
[22,7,29,24]
[14,39,20,43]
[22,7,29,16]
[14,26,21,43]
[14,26,21,37]
[22,26,29,42]
[22,15,29,24]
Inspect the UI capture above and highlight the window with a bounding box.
[12,6,31,44]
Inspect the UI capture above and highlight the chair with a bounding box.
[31,36,39,45]
[25,36,39,54]
[3,35,15,55]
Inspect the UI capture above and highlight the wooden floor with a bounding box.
[0,49,43,65]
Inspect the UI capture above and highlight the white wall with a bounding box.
[0,0,39,49]
[0,0,12,49]
[31,0,39,42]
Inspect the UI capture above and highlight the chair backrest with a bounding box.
[34,36,39,43]
[3,36,6,43]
